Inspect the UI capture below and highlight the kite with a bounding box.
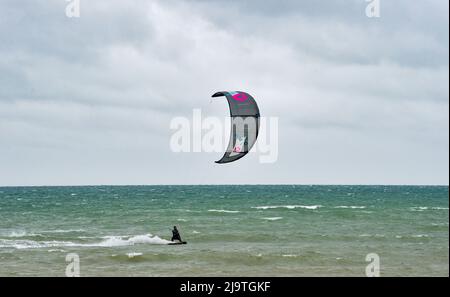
[211,91,260,164]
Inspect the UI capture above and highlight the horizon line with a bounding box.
[0,183,448,188]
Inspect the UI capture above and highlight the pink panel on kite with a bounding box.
[231,92,248,102]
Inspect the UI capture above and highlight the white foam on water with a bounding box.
[262,217,283,221]
[0,234,172,250]
[253,205,322,210]
[410,206,449,211]
[414,206,428,210]
[334,206,366,209]
[410,207,427,211]
[177,219,187,222]
[41,229,85,234]
[5,230,27,237]
[0,230,44,238]
[208,209,240,213]
[94,234,171,247]
[282,254,298,257]
[126,252,143,258]
[396,234,430,239]
[431,222,449,226]
[192,230,201,234]
[358,233,385,238]
[0,239,74,249]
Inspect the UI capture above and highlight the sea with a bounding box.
[0,185,448,276]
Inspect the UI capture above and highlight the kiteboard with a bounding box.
[168,241,187,245]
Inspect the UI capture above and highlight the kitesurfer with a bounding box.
[171,226,182,242]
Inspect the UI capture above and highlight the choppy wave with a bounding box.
[0,229,86,238]
[208,209,240,213]
[262,217,283,221]
[94,234,171,246]
[3,230,28,238]
[126,252,143,258]
[431,222,449,226]
[396,234,431,239]
[42,229,85,233]
[0,239,74,249]
[334,206,366,209]
[252,205,322,210]
[359,234,385,238]
[410,206,449,212]
[0,230,46,238]
[0,234,171,249]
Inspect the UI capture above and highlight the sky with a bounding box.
[0,0,448,186]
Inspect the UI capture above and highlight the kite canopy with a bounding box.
[212,91,260,164]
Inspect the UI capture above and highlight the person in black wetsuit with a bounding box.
[171,226,182,242]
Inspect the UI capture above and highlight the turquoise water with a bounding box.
[0,185,448,276]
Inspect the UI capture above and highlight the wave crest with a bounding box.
[0,234,171,249]
[252,205,322,210]
[208,209,240,213]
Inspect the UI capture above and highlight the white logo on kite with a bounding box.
[231,136,247,156]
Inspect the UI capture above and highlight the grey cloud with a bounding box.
[0,0,153,58]
[186,0,448,68]
[0,0,448,185]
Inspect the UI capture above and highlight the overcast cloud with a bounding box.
[0,0,448,186]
